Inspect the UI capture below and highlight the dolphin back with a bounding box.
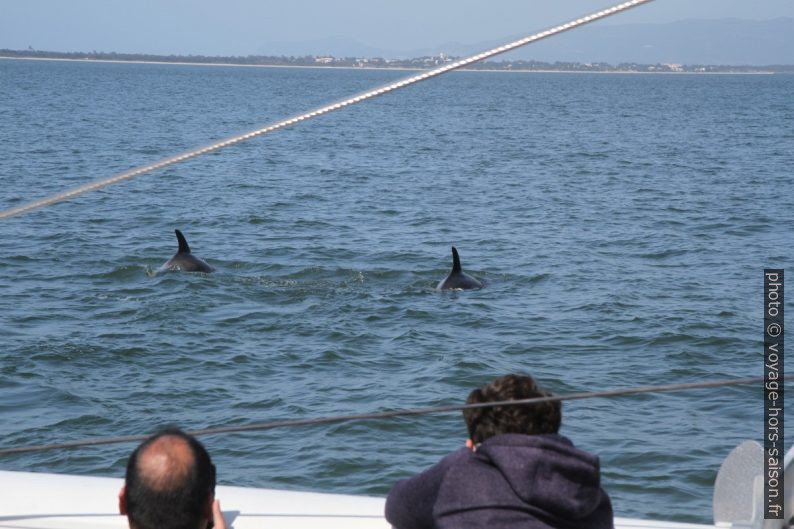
[436,246,483,290]
[155,229,213,275]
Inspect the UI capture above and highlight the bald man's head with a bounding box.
[137,434,197,492]
[123,429,216,529]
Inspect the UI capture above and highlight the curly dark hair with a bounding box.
[463,374,561,444]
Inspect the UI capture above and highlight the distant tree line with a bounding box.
[1,48,791,74]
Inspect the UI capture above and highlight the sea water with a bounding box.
[1,59,793,523]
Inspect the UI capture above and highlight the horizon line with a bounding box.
[2,49,792,70]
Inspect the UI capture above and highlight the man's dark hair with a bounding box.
[463,374,562,444]
[124,428,216,529]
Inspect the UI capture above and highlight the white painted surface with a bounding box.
[0,470,716,529]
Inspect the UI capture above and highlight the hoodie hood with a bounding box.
[474,433,604,519]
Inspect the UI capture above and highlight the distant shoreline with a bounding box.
[0,56,780,76]
[0,50,789,75]
[0,55,778,75]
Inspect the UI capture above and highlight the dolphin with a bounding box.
[436,246,483,291]
[156,229,213,274]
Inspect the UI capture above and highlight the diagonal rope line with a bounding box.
[0,374,784,457]
[0,0,654,220]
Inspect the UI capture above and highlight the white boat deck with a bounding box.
[0,470,716,529]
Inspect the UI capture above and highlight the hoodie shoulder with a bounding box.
[385,447,471,529]
[434,434,613,528]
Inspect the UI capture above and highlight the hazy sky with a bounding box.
[2,0,793,56]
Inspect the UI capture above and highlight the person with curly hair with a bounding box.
[385,374,613,528]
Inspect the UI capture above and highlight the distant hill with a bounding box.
[258,18,794,66]
[256,36,391,60]
[494,18,794,65]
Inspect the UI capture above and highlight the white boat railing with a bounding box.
[0,469,717,529]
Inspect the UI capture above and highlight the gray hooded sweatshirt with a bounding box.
[385,433,613,529]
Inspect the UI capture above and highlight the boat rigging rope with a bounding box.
[0,0,654,220]
[0,374,785,457]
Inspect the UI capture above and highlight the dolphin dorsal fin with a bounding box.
[451,246,462,273]
[175,229,191,254]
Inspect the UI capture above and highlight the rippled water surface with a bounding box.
[1,59,793,523]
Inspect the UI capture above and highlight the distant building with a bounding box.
[315,56,333,64]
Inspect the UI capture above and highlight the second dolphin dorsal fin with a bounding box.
[451,246,462,273]
[175,229,191,254]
